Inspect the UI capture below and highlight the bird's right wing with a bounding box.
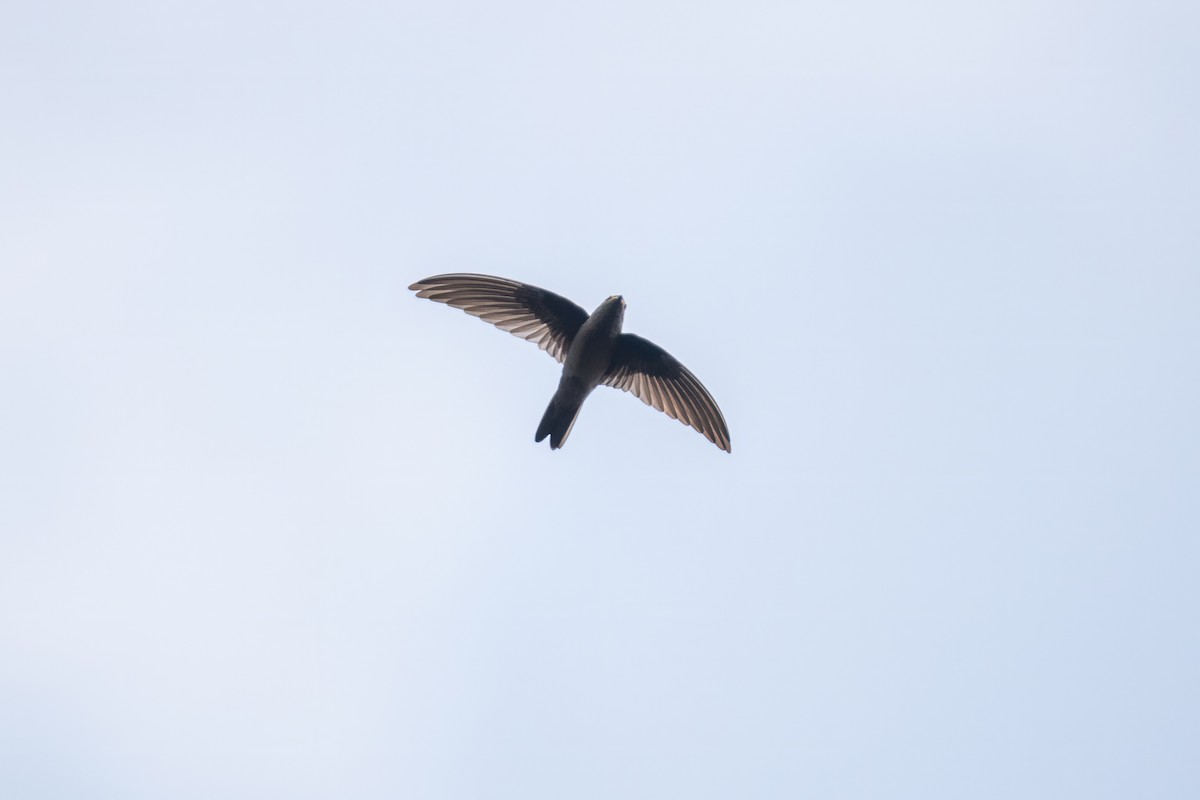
[409,274,589,363]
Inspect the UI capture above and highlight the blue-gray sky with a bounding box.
[2,1,1198,797]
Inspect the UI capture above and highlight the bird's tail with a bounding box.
[535,386,586,450]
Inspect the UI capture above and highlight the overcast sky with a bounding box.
[2,1,1198,798]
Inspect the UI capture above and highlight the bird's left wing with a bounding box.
[602,333,731,452]
[409,274,589,363]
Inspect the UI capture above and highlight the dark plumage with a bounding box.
[410,274,731,452]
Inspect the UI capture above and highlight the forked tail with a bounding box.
[535,386,586,449]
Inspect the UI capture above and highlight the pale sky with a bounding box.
[2,1,1198,798]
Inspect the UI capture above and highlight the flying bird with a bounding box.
[409,274,731,452]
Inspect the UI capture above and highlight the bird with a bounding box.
[409,274,731,452]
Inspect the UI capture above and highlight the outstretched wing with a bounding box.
[409,274,589,363]
[603,333,731,452]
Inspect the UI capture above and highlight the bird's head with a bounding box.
[598,294,626,333]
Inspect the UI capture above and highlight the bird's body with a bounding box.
[536,295,625,448]
[409,275,730,452]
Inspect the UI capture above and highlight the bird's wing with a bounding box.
[409,274,589,364]
[602,333,731,452]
